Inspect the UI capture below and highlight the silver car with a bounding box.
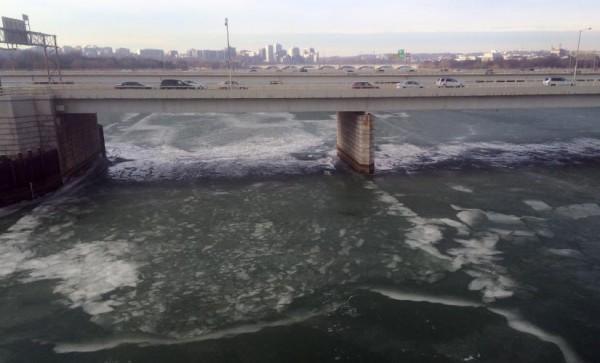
[217,80,248,89]
[542,77,574,86]
[397,80,423,89]
[436,78,464,88]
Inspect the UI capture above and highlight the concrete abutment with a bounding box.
[336,111,374,174]
[0,96,105,205]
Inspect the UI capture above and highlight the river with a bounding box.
[1,108,599,362]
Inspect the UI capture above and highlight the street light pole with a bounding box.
[225,18,233,92]
[573,27,591,83]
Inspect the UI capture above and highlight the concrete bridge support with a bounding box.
[0,96,105,205]
[336,111,374,174]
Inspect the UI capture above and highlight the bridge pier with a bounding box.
[336,111,374,174]
[0,95,105,205]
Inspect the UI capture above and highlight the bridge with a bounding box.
[2,72,600,205]
[29,84,600,113]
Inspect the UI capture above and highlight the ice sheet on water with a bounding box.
[104,112,337,181]
[374,191,549,302]
[451,185,473,193]
[489,308,584,363]
[456,210,488,227]
[371,288,583,363]
[20,241,139,315]
[523,200,553,212]
[547,248,584,258]
[553,203,600,219]
[54,305,335,353]
[374,138,600,172]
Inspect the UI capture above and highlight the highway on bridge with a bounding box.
[2,70,600,113]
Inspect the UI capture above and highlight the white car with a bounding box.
[217,80,248,89]
[542,77,574,86]
[436,78,464,88]
[396,80,423,89]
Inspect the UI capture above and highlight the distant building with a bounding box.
[551,45,568,57]
[303,48,318,63]
[265,44,275,64]
[61,45,81,54]
[275,43,285,59]
[81,46,113,57]
[455,54,478,61]
[139,48,164,59]
[480,50,504,62]
[115,48,131,57]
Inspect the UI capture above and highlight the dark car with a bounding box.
[183,80,206,89]
[159,79,196,89]
[115,81,151,89]
[352,82,379,89]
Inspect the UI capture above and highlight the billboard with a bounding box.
[2,17,29,45]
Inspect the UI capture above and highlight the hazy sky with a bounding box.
[3,0,600,55]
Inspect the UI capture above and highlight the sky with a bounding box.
[2,0,600,56]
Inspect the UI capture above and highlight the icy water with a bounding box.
[1,109,600,363]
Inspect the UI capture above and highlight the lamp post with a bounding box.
[225,18,233,92]
[573,27,591,83]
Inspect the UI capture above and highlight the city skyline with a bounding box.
[3,0,600,56]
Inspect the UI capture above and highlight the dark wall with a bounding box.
[55,113,104,179]
[0,149,62,206]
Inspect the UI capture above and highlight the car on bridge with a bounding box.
[217,80,248,89]
[543,77,574,86]
[115,81,152,89]
[436,78,465,88]
[160,79,197,89]
[396,80,423,89]
[352,82,379,89]
[183,80,206,89]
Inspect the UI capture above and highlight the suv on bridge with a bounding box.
[160,79,196,89]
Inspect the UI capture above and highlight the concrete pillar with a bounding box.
[336,111,374,174]
[0,95,58,155]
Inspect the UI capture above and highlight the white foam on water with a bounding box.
[553,203,600,219]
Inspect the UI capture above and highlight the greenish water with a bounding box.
[1,109,599,362]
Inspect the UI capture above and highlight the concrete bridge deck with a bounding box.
[3,83,600,114]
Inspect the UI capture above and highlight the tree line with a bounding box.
[0,50,226,71]
[1,50,597,71]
